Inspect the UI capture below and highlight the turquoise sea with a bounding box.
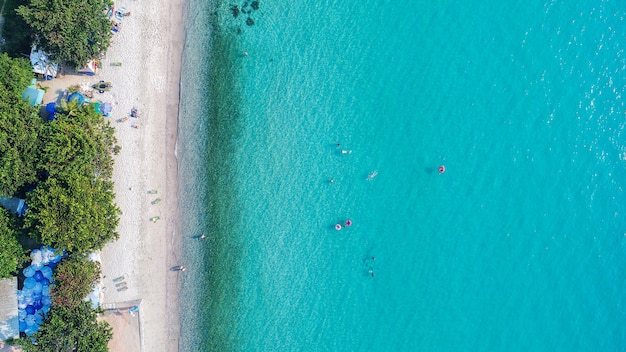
[177,0,626,350]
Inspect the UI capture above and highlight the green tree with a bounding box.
[17,0,114,68]
[0,54,42,196]
[51,254,101,308]
[17,301,113,352]
[39,104,118,182]
[23,174,120,253]
[0,208,27,278]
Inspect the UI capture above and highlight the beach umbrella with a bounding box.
[41,265,53,279]
[45,102,57,120]
[24,277,36,289]
[67,92,85,105]
[99,102,112,115]
[33,271,44,282]
[25,305,35,315]
[23,265,35,277]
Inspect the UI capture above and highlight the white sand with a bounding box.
[50,0,185,351]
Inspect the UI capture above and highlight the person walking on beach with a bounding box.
[175,265,186,272]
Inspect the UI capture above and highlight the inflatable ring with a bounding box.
[335,223,342,231]
[345,219,352,227]
[438,165,446,174]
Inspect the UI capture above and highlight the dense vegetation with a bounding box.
[16,0,114,68]
[0,48,119,348]
[18,301,113,352]
[0,208,27,278]
[51,255,101,308]
[0,53,41,197]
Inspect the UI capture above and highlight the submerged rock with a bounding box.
[251,1,259,10]
[231,5,240,17]
[246,17,255,26]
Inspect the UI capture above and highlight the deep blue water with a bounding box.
[178,0,626,350]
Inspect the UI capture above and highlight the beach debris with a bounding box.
[147,190,158,194]
[151,198,161,205]
[149,216,160,223]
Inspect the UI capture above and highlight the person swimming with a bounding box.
[341,149,352,154]
[367,170,378,180]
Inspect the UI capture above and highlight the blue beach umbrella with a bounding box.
[33,271,44,281]
[23,265,35,277]
[41,265,53,279]
[67,92,85,105]
[24,277,36,289]
[33,301,43,310]
[99,102,112,115]
[32,282,42,294]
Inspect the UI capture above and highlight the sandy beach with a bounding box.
[34,0,185,350]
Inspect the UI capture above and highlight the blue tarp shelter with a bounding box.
[0,197,26,217]
[21,79,45,107]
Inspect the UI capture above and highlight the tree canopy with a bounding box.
[18,301,113,352]
[0,53,42,196]
[39,104,118,181]
[17,0,114,68]
[0,208,27,278]
[23,174,120,253]
[51,254,101,308]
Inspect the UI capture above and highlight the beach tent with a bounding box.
[77,60,99,75]
[0,197,26,217]
[30,46,58,79]
[21,79,45,107]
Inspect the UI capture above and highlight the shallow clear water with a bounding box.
[179,0,626,350]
